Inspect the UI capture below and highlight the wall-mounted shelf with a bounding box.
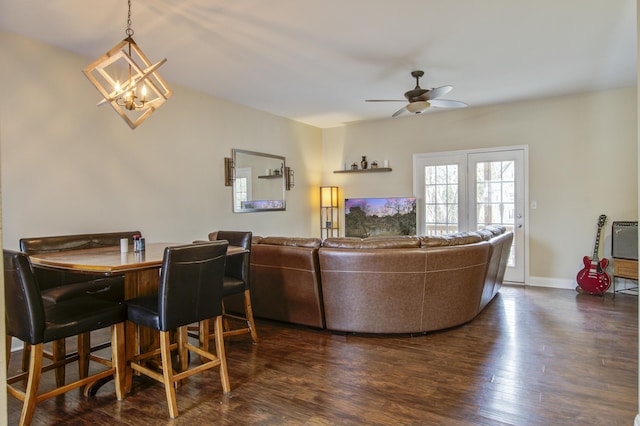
[258,174,283,179]
[333,168,392,174]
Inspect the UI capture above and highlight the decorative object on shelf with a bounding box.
[83,0,172,129]
[383,160,390,168]
[371,161,378,169]
[333,167,392,174]
[360,156,368,169]
[320,186,340,238]
[351,162,358,170]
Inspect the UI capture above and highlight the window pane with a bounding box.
[423,164,459,236]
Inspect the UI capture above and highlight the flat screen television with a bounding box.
[344,197,416,238]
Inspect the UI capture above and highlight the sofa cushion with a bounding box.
[421,232,484,247]
[258,236,321,249]
[322,236,421,249]
[483,225,507,235]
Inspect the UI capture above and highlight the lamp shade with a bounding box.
[320,186,339,208]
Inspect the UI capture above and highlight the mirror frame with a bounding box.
[232,149,286,213]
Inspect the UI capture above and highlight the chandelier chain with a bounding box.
[125,0,134,37]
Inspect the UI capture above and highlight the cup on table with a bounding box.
[120,238,129,253]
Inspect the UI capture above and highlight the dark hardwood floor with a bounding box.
[7,285,638,425]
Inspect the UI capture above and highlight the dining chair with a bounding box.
[4,250,126,426]
[202,231,258,346]
[12,275,124,387]
[125,242,231,419]
[18,234,131,386]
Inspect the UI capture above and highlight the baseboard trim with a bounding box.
[527,276,577,290]
[524,275,635,293]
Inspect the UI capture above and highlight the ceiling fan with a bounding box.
[366,70,467,117]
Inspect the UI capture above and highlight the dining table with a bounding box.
[28,241,247,393]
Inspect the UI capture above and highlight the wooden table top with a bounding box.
[29,242,246,274]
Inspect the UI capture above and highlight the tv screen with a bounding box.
[345,197,416,238]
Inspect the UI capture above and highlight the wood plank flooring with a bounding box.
[7,285,638,425]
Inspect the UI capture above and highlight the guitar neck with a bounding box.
[592,226,603,261]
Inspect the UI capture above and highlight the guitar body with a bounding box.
[576,256,611,294]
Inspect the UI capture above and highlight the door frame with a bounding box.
[413,145,529,284]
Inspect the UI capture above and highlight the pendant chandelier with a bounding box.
[83,0,172,129]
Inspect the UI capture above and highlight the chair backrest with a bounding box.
[157,242,228,331]
[19,231,143,254]
[212,231,252,286]
[211,231,252,250]
[19,231,141,289]
[3,250,45,345]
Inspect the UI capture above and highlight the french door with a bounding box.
[413,147,527,283]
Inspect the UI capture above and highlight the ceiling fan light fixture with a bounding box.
[367,71,465,118]
[82,0,172,129]
[406,101,430,114]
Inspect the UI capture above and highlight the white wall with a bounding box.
[0,31,323,248]
[1,30,637,288]
[322,88,638,287]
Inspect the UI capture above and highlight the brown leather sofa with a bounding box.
[237,226,511,335]
[246,236,325,328]
[319,226,513,334]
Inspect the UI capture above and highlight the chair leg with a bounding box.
[21,342,29,373]
[51,339,66,387]
[160,331,179,419]
[221,302,231,334]
[77,332,91,379]
[177,327,189,372]
[198,319,210,363]
[244,290,259,343]
[6,335,12,370]
[213,316,230,393]
[20,343,44,426]
[111,323,125,401]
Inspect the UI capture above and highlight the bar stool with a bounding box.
[4,250,126,426]
[125,242,230,419]
[209,231,258,343]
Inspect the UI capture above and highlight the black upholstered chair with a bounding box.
[207,231,258,344]
[18,233,132,385]
[4,250,126,426]
[125,242,230,419]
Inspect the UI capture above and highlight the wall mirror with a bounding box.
[231,149,286,212]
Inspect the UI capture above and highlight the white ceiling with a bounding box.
[1,0,636,128]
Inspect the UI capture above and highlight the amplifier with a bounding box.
[612,221,638,260]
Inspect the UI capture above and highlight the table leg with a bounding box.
[124,268,161,393]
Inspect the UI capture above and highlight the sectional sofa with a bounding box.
[224,226,513,334]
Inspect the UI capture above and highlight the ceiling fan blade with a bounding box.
[429,99,468,108]
[366,99,406,102]
[425,85,453,100]
[392,106,407,117]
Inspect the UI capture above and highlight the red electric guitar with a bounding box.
[576,214,611,295]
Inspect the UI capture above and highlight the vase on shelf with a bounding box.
[360,156,368,170]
